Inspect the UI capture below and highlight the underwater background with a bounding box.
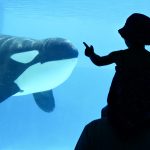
[0,0,150,149]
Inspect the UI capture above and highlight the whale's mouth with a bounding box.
[14,58,78,96]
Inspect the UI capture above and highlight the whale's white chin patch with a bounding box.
[14,58,77,96]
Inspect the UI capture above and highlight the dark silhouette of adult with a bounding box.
[75,13,150,149]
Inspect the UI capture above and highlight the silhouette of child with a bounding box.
[84,13,150,133]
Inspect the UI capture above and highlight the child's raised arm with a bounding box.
[83,42,117,66]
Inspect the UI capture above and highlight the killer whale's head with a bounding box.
[40,38,78,63]
[14,38,79,96]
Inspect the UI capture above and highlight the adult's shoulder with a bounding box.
[75,118,119,150]
[85,118,113,133]
[86,118,107,126]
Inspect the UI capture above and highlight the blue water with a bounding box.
[0,0,150,149]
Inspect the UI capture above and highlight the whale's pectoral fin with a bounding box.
[0,82,20,103]
[33,90,55,112]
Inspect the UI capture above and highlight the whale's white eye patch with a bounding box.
[11,50,39,63]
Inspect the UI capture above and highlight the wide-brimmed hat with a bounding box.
[118,13,150,45]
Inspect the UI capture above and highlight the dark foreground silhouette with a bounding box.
[75,13,150,149]
[75,118,150,150]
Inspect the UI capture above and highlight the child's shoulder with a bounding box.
[114,49,128,53]
[110,49,127,56]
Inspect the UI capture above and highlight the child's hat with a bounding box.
[118,13,150,45]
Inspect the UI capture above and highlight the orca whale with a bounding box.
[0,35,78,112]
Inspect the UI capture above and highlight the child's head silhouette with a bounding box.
[118,13,150,46]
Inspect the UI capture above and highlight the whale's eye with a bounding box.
[11,50,39,63]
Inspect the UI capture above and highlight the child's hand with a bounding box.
[83,42,94,57]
